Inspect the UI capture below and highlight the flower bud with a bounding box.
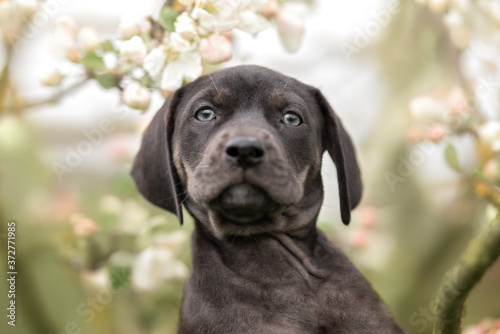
[122,82,151,111]
[70,214,98,237]
[426,124,447,142]
[41,71,64,87]
[483,159,500,182]
[199,33,233,63]
[276,2,307,52]
[118,15,151,40]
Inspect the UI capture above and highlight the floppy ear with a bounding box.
[131,92,185,224]
[314,89,363,225]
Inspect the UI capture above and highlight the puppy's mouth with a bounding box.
[209,183,281,224]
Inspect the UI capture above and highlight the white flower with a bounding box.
[118,15,151,40]
[478,121,500,152]
[192,0,240,33]
[169,32,196,53]
[444,10,470,49]
[120,36,148,65]
[132,246,188,292]
[122,82,151,111]
[237,10,269,35]
[161,52,202,91]
[175,12,197,40]
[77,27,100,52]
[199,33,233,63]
[409,95,446,122]
[41,71,63,87]
[276,2,307,52]
[144,47,166,77]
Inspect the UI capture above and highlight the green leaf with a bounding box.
[100,40,116,53]
[80,52,106,71]
[159,6,179,32]
[95,73,118,89]
[444,143,461,172]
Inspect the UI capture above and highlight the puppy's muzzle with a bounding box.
[225,136,264,168]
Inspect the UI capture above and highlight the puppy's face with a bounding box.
[172,67,325,237]
[132,65,362,239]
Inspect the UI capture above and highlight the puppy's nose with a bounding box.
[225,136,264,168]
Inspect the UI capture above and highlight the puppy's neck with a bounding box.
[190,218,338,286]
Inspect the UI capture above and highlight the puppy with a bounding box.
[132,65,404,333]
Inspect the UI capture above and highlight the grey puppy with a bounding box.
[132,65,404,333]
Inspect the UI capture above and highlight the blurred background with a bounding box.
[0,0,499,333]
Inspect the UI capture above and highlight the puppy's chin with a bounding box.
[209,183,281,224]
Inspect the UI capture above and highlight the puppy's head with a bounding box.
[132,65,362,238]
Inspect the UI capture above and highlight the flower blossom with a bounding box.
[120,36,148,65]
[132,246,188,292]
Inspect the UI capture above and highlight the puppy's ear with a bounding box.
[131,92,185,224]
[314,89,362,225]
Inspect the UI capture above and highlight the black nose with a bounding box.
[225,136,264,168]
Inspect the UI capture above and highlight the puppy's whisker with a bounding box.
[209,74,219,92]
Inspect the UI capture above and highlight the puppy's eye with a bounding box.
[282,112,302,126]
[195,108,216,122]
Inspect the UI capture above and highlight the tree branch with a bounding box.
[8,77,90,112]
[433,212,500,334]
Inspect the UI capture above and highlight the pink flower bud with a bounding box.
[199,34,233,63]
[483,159,500,181]
[71,214,98,237]
[350,229,369,248]
[426,124,447,142]
[359,206,378,228]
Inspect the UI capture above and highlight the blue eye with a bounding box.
[282,112,302,126]
[195,108,216,122]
